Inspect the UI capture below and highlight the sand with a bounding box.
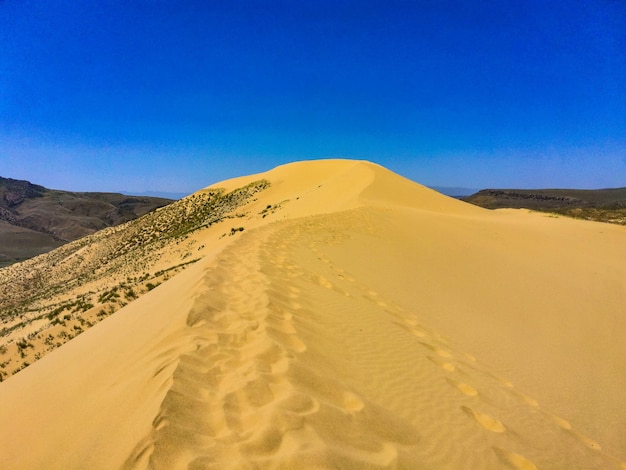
[0,159,625,469]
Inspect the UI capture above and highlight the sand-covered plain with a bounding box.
[0,160,624,469]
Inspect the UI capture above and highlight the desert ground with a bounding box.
[0,160,624,469]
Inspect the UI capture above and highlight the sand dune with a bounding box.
[0,160,625,469]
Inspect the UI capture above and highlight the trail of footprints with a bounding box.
[124,230,309,468]
[126,223,416,469]
[295,217,624,470]
[125,214,626,469]
[302,245,538,464]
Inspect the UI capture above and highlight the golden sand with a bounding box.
[0,160,624,469]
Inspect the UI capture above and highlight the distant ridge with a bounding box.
[0,176,173,266]
[120,190,190,200]
[429,186,478,197]
[463,187,626,225]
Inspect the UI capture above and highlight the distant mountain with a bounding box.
[463,187,626,225]
[0,176,173,266]
[429,186,479,197]
[121,190,190,200]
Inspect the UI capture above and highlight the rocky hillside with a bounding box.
[463,187,626,225]
[0,177,174,266]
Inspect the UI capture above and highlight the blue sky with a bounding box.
[1,0,624,195]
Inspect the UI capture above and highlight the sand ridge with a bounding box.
[0,159,625,469]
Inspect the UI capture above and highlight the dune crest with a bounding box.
[0,159,625,469]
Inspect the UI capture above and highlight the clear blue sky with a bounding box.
[1,0,624,194]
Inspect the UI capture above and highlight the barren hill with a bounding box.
[0,176,173,266]
[463,187,626,225]
[0,160,625,469]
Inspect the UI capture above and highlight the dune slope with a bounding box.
[0,160,624,469]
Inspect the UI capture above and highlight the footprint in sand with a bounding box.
[492,447,538,470]
[541,410,571,430]
[316,275,333,289]
[403,316,420,326]
[279,393,320,416]
[483,371,514,388]
[461,406,506,433]
[408,326,427,338]
[269,356,290,374]
[286,285,301,298]
[419,341,454,359]
[240,426,283,455]
[446,377,479,397]
[507,389,539,407]
[563,428,602,451]
[463,353,477,363]
[268,318,297,334]
[342,391,365,412]
[427,355,456,372]
[337,272,356,283]
[290,365,365,415]
[243,378,275,407]
[286,335,307,353]
[288,301,302,311]
[284,270,299,280]
[268,330,307,353]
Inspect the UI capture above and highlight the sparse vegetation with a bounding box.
[16,339,32,350]
[73,298,94,313]
[259,203,282,218]
[0,179,272,379]
[124,288,137,300]
[98,287,121,304]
